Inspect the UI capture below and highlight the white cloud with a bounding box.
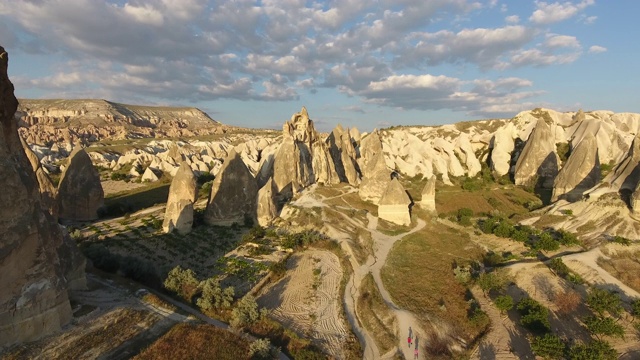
[529,0,594,25]
[505,15,520,24]
[588,45,607,54]
[544,34,580,48]
[510,48,581,67]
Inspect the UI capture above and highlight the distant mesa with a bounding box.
[15,98,225,146]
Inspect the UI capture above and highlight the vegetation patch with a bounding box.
[133,323,250,360]
[356,273,397,354]
[381,222,487,342]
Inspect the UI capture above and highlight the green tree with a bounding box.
[568,340,618,360]
[547,258,570,278]
[164,265,199,301]
[531,333,566,360]
[196,277,234,311]
[493,220,514,238]
[231,295,261,328]
[494,295,514,315]
[583,315,624,340]
[537,232,560,251]
[517,297,550,334]
[586,288,622,317]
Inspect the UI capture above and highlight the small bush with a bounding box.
[631,298,640,318]
[586,288,622,317]
[548,258,570,278]
[231,295,262,329]
[197,277,234,311]
[531,333,566,360]
[164,266,199,301]
[249,338,273,360]
[494,295,514,315]
[568,340,618,360]
[517,297,551,334]
[611,235,631,246]
[554,290,581,317]
[493,221,514,238]
[536,232,560,252]
[584,315,624,339]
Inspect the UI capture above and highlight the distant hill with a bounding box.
[16,99,226,145]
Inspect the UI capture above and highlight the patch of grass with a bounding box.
[141,293,178,312]
[381,222,486,341]
[597,250,640,293]
[436,186,539,218]
[133,323,250,360]
[376,217,412,236]
[357,273,397,354]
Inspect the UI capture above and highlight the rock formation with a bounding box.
[378,178,412,226]
[358,131,391,203]
[205,149,258,225]
[0,46,75,347]
[141,167,160,182]
[418,175,437,213]
[327,124,360,185]
[21,136,58,217]
[272,108,316,197]
[601,134,640,193]
[552,135,599,202]
[513,118,559,188]
[256,178,278,226]
[57,146,104,221]
[489,122,517,177]
[163,162,197,234]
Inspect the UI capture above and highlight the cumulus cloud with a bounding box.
[529,0,595,25]
[0,0,603,116]
[588,45,607,53]
[358,73,541,117]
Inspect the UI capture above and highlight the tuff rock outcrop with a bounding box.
[418,175,437,213]
[205,149,258,225]
[256,178,278,226]
[378,178,412,226]
[631,181,640,216]
[272,107,316,197]
[21,136,58,217]
[141,166,160,182]
[57,147,104,221]
[600,134,640,193]
[163,162,197,234]
[0,46,75,347]
[552,135,599,202]
[327,124,360,185]
[513,118,559,188]
[358,131,391,203]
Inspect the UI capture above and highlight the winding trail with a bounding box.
[293,187,428,359]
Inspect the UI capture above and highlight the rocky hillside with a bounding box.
[16,99,226,145]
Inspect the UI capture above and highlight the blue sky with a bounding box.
[0,0,635,132]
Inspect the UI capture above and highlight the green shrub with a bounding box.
[583,315,624,339]
[531,333,566,360]
[197,278,234,311]
[586,288,622,317]
[557,229,579,245]
[248,338,273,360]
[493,220,514,238]
[568,340,618,360]
[537,232,560,251]
[517,297,551,334]
[631,298,640,318]
[547,258,570,278]
[164,265,199,301]
[110,172,128,181]
[611,235,631,245]
[494,295,514,314]
[120,256,159,287]
[231,295,262,329]
[458,208,474,218]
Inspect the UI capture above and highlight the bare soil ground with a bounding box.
[101,180,147,196]
[257,249,348,359]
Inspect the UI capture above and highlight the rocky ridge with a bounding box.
[16,98,225,146]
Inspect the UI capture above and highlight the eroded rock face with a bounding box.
[490,122,517,177]
[57,147,104,221]
[0,46,74,347]
[256,177,278,226]
[205,149,258,225]
[418,175,437,213]
[631,181,640,216]
[327,124,360,186]
[378,178,412,226]
[358,131,391,203]
[163,162,197,234]
[552,135,599,202]
[513,118,559,188]
[21,136,58,217]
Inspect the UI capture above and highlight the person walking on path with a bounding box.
[409,326,413,340]
[414,346,419,359]
[408,335,412,348]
